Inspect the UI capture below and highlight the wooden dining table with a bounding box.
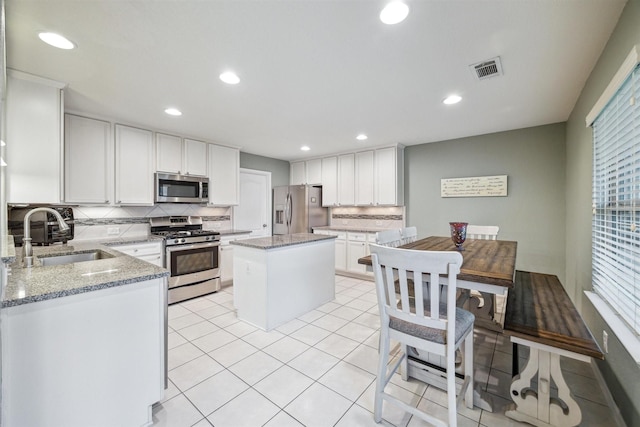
[358,235,518,331]
[358,235,518,411]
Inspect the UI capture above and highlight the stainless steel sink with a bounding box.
[38,250,115,266]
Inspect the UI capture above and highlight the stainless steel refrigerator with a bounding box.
[273,185,328,234]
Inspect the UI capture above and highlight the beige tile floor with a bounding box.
[152,275,616,427]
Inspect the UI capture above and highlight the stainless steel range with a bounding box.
[150,216,221,304]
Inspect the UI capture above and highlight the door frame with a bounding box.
[233,168,272,236]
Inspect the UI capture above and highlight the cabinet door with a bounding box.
[208,144,240,206]
[347,240,367,274]
[355,151,374,206]
[220,243,234,284]
[306,159,322,185]
[290,161,306,185]
[184,139,208,176]
[115,125,154,205]
[375,146,404,205]
[155,133,182,174]
[338,154,355,206]
[335,239,347,271]
[6,72,64,204]
[321,157,338,206]
[64,114,113,204]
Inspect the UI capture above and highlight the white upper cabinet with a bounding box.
[155,133,182,174]
[290,161,306,185]
[183,139,207,176]
[306,159,322,184]
[321,156,338,207]
[115,124,155,205]
[6,71,65,204]
[156,135,207,176]
[208,144,240,206]
[338,154,355,206]
[375,145,404,206]
[290,159,322,185]
[355,150,375,206]
[64,114,113,204]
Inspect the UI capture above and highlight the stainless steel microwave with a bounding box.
[155,173,209,204]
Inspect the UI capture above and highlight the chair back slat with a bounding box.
[370,244,463,334]
[466,225,499,240]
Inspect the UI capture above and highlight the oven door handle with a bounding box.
[165,241,220,253]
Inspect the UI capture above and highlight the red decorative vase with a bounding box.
[449,222,468,251]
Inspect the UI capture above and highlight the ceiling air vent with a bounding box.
[470,57,503,81]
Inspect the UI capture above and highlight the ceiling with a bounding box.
[5,0,626,161]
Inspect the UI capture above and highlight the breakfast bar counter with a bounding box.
[232,233,336,330]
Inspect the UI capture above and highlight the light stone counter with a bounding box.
[2,240,168,308]
[1,235,17,265]
[231,232,336,250]
[313,225,391,233]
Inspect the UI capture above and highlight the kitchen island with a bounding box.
[232,233,336,331]
[1,240,168,427]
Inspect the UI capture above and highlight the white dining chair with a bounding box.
[369,243,474,427]
[466,225,499,240]
[375,229,403,247]
[400,226,418,245]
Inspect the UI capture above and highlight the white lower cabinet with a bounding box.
[314,230,374,277]
[347,232,368,275]
[112,241,164,267]
[220,233,252,285]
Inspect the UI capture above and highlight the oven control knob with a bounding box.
[180,238,186,243]
[174,239,180,245]
[205,236,211,241]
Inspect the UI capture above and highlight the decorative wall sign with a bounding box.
[441,175,508,198]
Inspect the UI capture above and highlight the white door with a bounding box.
[233,169,272,237]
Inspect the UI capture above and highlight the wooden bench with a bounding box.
[504,271,604,427]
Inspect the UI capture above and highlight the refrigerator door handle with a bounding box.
[284,193,290,228]
[286,193,293,228]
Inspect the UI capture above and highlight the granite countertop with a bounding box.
[99,235,165,246]
[231,233,336,249]
[1,235,17,265]
[2,240,168,308]
[218,229,252,236]
[313,226,391,233]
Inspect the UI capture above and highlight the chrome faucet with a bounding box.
[23,207,71,267]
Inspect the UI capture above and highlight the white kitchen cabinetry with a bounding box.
[156,135,207,176]
[155,133,183,174]
[5,71,65,204]
[64,114,113,204]
[184,139,208,176]
[346,232,369,275]
[290,159,322,185]
[315,229,374,277]
[208,144,240,206]
[355,151,375,206]
[290,161,306,185]
[220,232,252,285]
[321,157,338,206]
[112,241,164,267]
[375,145,404,206]
[115,124,155,205]
[306,159,322,184]
[338,154,355,206]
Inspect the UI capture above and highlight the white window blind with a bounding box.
[592,63,640,335]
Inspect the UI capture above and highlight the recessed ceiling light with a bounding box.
[300,146,310,151]
[380,1,409,25]
[164,108,182,116]
[38,32,75,50]
[356,134,368,141]
[220,71,240,85]
[443,95,462,105]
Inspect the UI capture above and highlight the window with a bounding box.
[591,61,640,336]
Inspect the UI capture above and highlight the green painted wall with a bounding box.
[239,152,290,188]
[566,0,640,425]
[405,123,566,281]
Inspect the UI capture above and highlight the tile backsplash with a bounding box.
[71,205,232,241]
[329,206,405,229]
